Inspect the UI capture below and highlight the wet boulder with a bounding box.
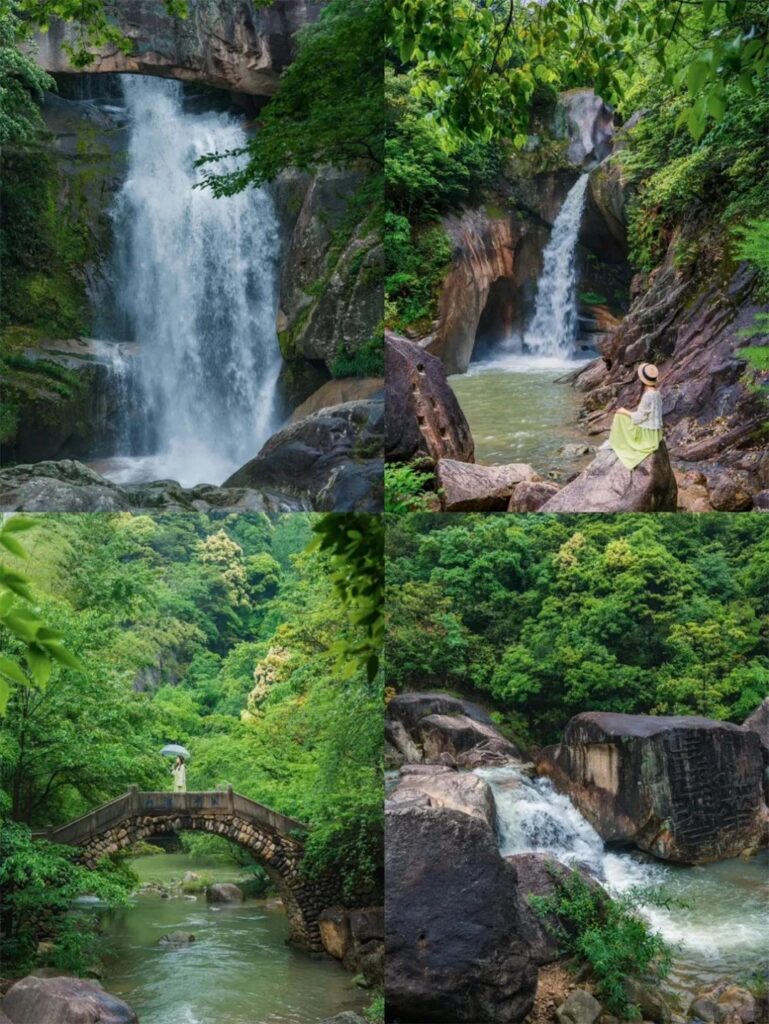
[688,981,759,1024]
[319,1016,367,1024]
[419,713,521,768]
[0,461,130,512]
[385,804,538,1022]
[537,712,769,863]
[385,333,475,466]
[206,883,244,903]
[389,764,496,828]
[348,907,385,987]
[387,691,495,733]
[223,398,384,512]
[538,444,677,513]
[319,907,352,961]
[436,459,539,512]
[1,976,137,1024]
[158,931,196,945]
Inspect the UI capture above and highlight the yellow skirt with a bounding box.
[609,413,663,470]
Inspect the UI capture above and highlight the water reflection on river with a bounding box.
[98,855,367,1024]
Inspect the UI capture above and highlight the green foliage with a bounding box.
[199,0,383,194]
[529,869,673,1018]
[733,219,769,295]
[384,464,435,513]
[386,515,769,744]
[364,993,385,1022]
[384,213,453,333]
[330,334,385,379]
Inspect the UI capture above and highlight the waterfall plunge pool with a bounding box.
[477,765,769,998]
[93,854,367,1024]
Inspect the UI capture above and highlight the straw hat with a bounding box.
[638,363,659,385]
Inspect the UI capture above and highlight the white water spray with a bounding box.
[523,173,589,358]
[107,76,281,487]
[476,763,769,993]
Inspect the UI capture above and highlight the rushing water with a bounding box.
[477,765,769,996]
[96,854,367,1024]
[99,75,281,488]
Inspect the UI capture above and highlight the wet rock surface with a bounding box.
[538,444,677,513]
[223,398,384,511]
[205,883,244,903]
[537,712,769,862]
[385,804,538,1023]
[389,764,496,827]
[436,459,539,511]
[385,333,475,466]
[2,975,138,1024]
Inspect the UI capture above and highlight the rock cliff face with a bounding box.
[537,712,769,863]
[31,0,320,95]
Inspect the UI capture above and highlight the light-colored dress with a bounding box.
[609,389,663,470]
[172,763,187,793]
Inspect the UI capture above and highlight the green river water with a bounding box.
[96,854,368,1024]
[449,356,596,477]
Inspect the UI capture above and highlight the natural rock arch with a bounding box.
[36,788,338,951]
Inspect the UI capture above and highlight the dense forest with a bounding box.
[0,512,383,979]
[386,513,769,744]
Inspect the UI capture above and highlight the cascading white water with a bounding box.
[522,173,590,359]
[106,75,281,487]
[477,764,769,993]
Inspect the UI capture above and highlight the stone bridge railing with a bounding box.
[32,787,338,951]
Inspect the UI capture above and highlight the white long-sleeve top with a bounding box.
[172,763,186,790]
[630,389,663,430]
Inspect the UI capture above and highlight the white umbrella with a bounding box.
[160,744,191,760]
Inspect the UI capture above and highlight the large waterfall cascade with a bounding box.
[98,75,282,488]
[476,763,769,994]
[522,173,590,360]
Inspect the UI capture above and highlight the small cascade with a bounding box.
[476,764,769,994]
[102,75,282,487]
[523,173,590,359]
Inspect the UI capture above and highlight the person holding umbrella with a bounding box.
[161,744,190,793]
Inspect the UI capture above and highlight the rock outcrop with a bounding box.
[385,804,538,1023]
[273,168,383,374]
[2,976,138,1024]
[289,377,383,423]
[385,333,474,466]
[436,459,539,511]
[223,398,384,511]
[537,712,769,863]
[31,0,320,95]
[507,479,561,512]
[388,764,496,828]
[537,444,677,513]
[318,906,384,987]
[556,89,615,168]
[206,883,244,903]
[0,460,301,513]
[744,697,769,753]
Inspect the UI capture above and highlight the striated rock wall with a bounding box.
[31,0,321,95]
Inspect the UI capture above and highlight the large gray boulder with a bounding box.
[743,697,769,753]
[538,444,677,513]
[31,1,320,95]
[389,764,496,827]
[538,712,769,863]
[385,333,474,466]
[223,399,383,511]
[2,976,137,1024]
[387,692,495,732]
[385,804,538,1023]
[436,459,539,512]
[205,883,244,903]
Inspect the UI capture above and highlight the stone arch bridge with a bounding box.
[34,787,335,951]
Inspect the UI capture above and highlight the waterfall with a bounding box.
[105,75,281,487]
[476,763,769,992]
[523,173,589,359]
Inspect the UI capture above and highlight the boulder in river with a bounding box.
[385,332,475,466]
[206,883,244,903]
[1,976,138,1024]
[436,459,539,512]
[387,691,495,733]
[538,712,769,863]
[538,444,677,513]
[223,399,383,512]
[158,931,196,944]
[389,764,497,827]
[688,980,760,1024]
[507,480,561,512]
[318,907,351,961]
[319,1015,368,1024]
[385,803,538,1022]
[743,697,769,753]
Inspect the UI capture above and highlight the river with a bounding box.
[477,765,769,998]
[96,854,368,1024]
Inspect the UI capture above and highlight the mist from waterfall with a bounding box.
[476,764,769,993]
[522,173,589,359]
[105,75,281,487]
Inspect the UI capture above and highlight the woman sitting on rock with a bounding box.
[608,362,663,469]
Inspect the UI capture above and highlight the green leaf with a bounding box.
[706,91,726,120]
[738,72,756,96]
[26,647,52,687]
[0,655,28,687]
[0,534,28,559]
[43,643,85,672]
[0,677,8,715]
[1,517,36,533]
[686,59,710,95]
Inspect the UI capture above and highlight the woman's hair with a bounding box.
[175,755,185,765]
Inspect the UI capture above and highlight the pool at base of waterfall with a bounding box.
[94,854,367,1024]
[477,765,769,998]
[449,356,597,477]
